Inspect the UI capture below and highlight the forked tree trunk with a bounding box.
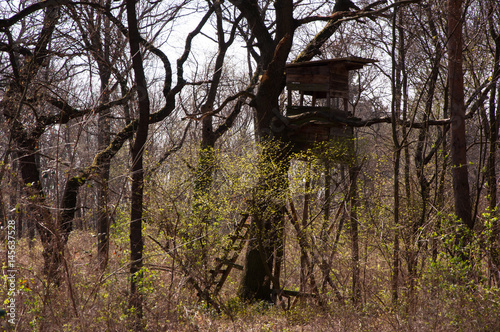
[5,5,66,280]
[234,0,295,302]
[234,0,355,302]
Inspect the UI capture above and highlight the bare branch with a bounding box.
[147,120,192,175]
[43,93,131,126]
[0,0,70,28]
[294,0,424,63]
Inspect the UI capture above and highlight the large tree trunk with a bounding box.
[4,5,66,280]
[235,0,361,301]
[448,0,473,231]
[232,0,295,302]
[18,140,65,278]
[239,46,293,302]
[239,141,290,301]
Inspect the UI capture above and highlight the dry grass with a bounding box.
[4,227,500,331]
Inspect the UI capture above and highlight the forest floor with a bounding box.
[4,229,500,331]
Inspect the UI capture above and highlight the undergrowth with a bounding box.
[3,227,500,331]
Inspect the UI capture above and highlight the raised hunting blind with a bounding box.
[285,57,375,161]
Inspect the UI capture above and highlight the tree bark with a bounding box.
[232,0,295,302]
[390,5,402,306]
[125,0,150,327]
[349,165,361,305]
[300,168,311,292]
[448,0,473,231]
[96,4,112,271]
[487,11,500,285]
[6,6,66,279]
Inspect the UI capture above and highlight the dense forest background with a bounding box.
[1,0,499,330]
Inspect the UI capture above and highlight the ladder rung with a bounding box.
[215,258,243,270]
[231,264,243,271]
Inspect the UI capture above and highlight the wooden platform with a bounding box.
[284,57,375,162]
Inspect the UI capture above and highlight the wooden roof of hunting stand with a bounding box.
[285,57,376,161]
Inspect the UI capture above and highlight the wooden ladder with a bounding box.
[206,213,250,297]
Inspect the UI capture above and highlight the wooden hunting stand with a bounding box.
[285,57,375,161]
[280,58,376,306]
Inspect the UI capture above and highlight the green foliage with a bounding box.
[6,113,500,331]
[435,213,486,283]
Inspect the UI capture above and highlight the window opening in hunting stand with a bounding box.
[285,57,376,162]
